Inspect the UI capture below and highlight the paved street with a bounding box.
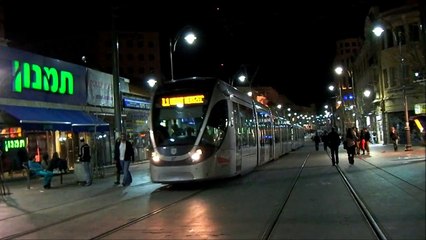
[0,143,424,239]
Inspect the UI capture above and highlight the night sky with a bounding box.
[2,0,409,108]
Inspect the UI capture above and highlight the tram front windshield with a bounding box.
[152,101,206,147]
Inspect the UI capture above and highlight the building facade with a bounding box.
[94,31,163,92]
[352,3,425,145]
[0,46,152,175]
[332,38,363,134]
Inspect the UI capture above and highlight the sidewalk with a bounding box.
[355,143,425,160]
[0,161,147,196]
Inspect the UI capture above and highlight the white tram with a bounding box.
[149,77,304,183]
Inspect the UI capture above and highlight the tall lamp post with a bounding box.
[111,6,122,138]
[327,85,337,128]
[373,26,412,151]
[169,28,197,80]
[334,66,357,129]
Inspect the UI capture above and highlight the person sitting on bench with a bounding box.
[28,155,54,189]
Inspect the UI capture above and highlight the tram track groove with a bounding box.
[260,153,310,240]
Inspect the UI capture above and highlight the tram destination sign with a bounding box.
[161,95,205,107]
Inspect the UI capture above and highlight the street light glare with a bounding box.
[147,78,157,88]
[372,26,384,37]
[334,66,343,75]
[170,29,197,80]
[363,89,371,98]
[184,33,197,44]
[238,75,246,82]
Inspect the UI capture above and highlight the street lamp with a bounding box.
[169,28,197,80]
[327,84,341,130]
[147,78,157,88]
[230,74,247,87]
[373,26,412,151]
[334,65,356,129]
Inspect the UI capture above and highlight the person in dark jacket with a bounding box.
[321,130,328,151]
[327,127,341,166]
[313,132,321,151]
[114,133,135,187]
[360,127,371,155]
[390,126,399,151]
[344,128,357,165]
[79,137,92,186]
[49,152,68,173]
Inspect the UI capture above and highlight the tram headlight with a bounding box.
[152,151,160,163]
[190,149,203,162]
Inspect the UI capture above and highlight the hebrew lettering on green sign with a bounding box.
[13,60,74,95]
[4,139,26,152]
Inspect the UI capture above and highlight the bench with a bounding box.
[22,162,64,189]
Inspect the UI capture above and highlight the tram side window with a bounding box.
[257,111,267,146]
[274,119,282,143]
[240,104,255,147]
[202,100,228,147]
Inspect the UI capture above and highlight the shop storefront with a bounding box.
[122,94,151,161]
[86,69,152,162]
[0,46,110,173]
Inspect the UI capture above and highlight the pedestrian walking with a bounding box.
[313,132,321,151]
[327,127,341,165]
[321,130,328,151]
[114,133,135,187]
[113,137,123,185]
[390,126,399,151]
[360,127,371,155]
[353,127,361,155]
[344,127,356,165]
[79,137,92,186]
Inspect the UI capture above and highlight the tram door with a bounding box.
[233,103,243,172]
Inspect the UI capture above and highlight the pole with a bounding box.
[169,38,174,80]
[331,102,335,128]
[399,31,412,151]
[403,86,412,150]
[112,6,122,138]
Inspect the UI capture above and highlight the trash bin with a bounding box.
[74,162,86,183]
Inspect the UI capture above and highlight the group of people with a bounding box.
[25,133,135,190]
[342,126,372,164]
[79,134,135,187]
[313,126,374,166]
[313,127,341,165]
[26,150,68,189]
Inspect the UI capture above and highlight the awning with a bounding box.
[0,105,109,132]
